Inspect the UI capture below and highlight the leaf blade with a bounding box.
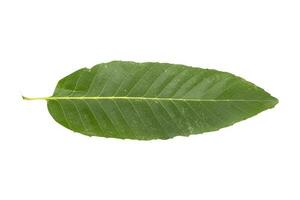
[47,61,278,140]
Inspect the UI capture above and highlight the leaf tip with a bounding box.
[268,96,279,109]
[274,97,279,106]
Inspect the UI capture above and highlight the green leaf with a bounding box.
[24,61,278,140]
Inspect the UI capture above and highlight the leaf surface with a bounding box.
[45,61,278,140]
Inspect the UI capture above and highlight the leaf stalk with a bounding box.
[22,96,50,100]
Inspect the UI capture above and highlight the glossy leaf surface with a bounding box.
[46,61,278,140]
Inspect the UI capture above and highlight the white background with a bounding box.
[0,0,299,199]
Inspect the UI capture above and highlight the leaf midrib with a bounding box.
[23,96,276,102]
